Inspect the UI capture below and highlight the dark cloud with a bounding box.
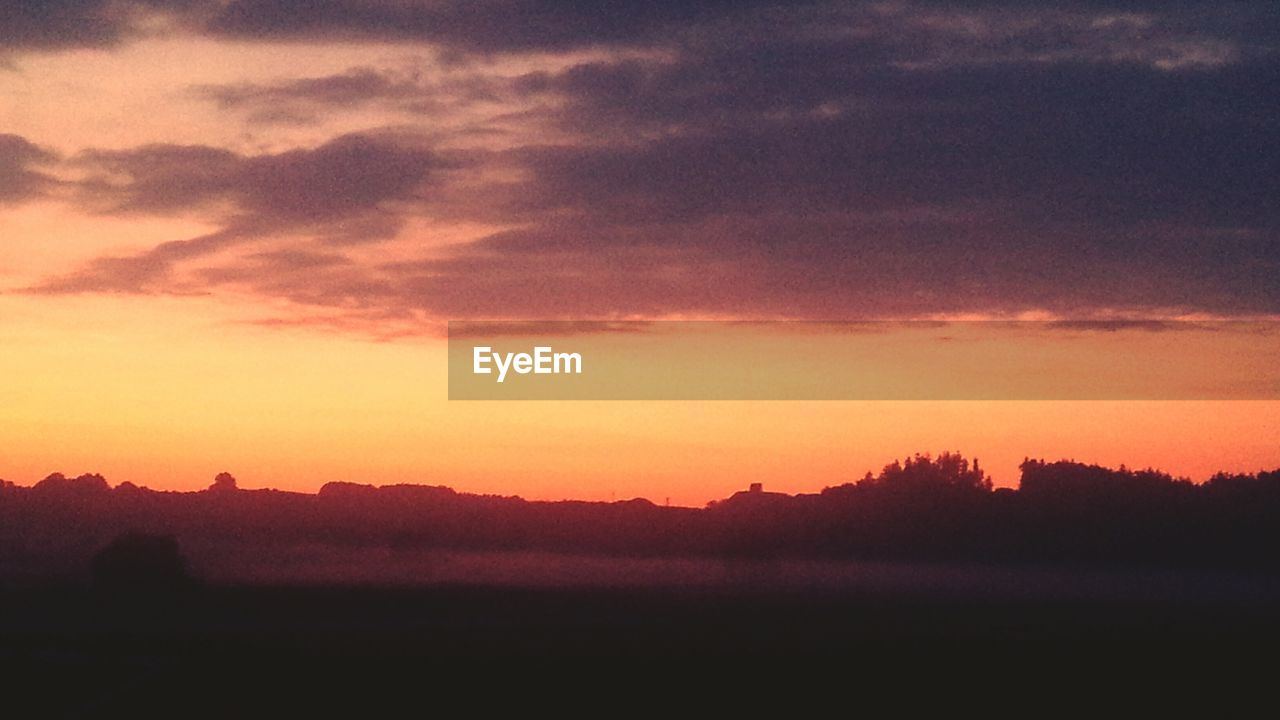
[1,0,765,55]
[432,10,1276,319]
[198,0,759,53]
[0,0,136,50]
[201,68,418,110]
[193,1,1280,66]
[196,67,504,125]
[514,57,1280,226]
[31,133,450,294]
[17,2,1280,326]
[5,1,1277,65]
[198,68,431,128]
[0,134,57,203]
[380,214,1278,320]
[75,133,446,228]
[0,0,206,51]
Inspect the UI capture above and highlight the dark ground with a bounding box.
[2,580,1277,714]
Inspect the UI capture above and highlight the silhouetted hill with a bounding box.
[3,452,1280,585]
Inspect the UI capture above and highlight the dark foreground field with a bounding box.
[3,574,1279,713]
[6,457,1280,711]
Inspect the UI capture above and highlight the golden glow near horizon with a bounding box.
[3,292,1278,505]
[3,32,1279,506]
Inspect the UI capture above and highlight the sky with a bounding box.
[1,1,1278,504]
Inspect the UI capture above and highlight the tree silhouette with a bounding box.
[860,452,992,492]
[209,471,238,493]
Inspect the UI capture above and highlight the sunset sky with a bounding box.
[2,1,1278,505]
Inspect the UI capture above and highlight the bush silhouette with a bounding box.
[91,532,191,589]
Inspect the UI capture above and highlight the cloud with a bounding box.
[1,0,139,50]
[0,134,57,203]
[372,214,1277,321]
[75,133,446,226]
[4,1,1276,69]
[190,1,1280,71]
[200,68,419,111]
[31,133,451,294]
[519,59,1280,226]
[1,0,763,56]
[31,229,245,294]
[861,5,1263,71]
[447,320,653,338]
[15,2,1280,328]
[195,67,507,125]
[196,0,761,53]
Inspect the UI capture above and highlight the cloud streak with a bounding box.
[30,133,450,295]
[0,134,57,203]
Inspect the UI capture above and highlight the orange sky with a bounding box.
[3,27,1279,505]
[2,290,1277,505]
